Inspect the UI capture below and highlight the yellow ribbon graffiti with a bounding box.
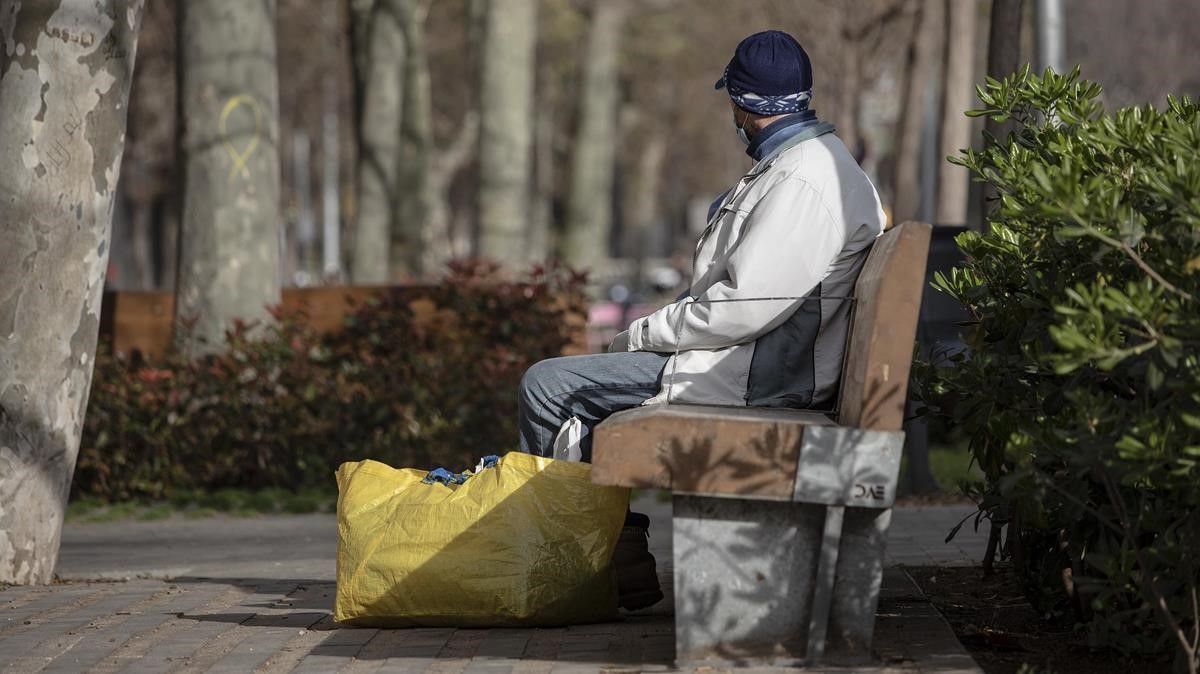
[218,94,263,182]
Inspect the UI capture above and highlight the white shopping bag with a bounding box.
[551,416,583,462]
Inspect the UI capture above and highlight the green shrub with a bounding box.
[920,67,1200,667]
[75,262,587,501]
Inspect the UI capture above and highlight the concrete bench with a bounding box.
[591,221,933,667]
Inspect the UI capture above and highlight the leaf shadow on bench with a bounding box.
[843,354,908,432]
[656,422,804,497]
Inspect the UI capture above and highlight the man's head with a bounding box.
[715,30,814,141]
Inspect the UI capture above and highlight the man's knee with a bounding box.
[519,357,566,407]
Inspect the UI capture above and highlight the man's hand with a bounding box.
[608,330,630,353]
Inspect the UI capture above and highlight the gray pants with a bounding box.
[518,351,671,461]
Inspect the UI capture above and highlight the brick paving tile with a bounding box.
[1,583,175,673]
[0,584,58,614]
[886,506,987,568]
[120,618,242,674]
[290,626,380,673]
[213,612,333,673]
[0,584,111,639]
[40,594,205,673]
[363,628,459,674]
[509,660,555,674]
[167,581,328,674]
[340,629,425,673]
[1,582,172,673]
[84,583,247,674]
[461,661,516,674]
[373,661,443,674]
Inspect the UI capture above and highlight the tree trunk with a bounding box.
[395,0,431,277]
[174,0,282,356]
[935,0,976,226]
[477,0,537,265]
[424,111,479,272]
[990,6,1023,84]
[292,130,315,278]
[529,92,557,262]
[892,0,943,225]
[625,132,666,291]
[157,192,179,290]
[981,0,1023,228]
[130,201,155,289]
[837,6,863,160]
[321,84,342,280]
[0,0,145,585]
[350,0,404,283]
[562,0,627,270]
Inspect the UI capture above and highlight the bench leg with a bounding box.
[672,496,891,666]
[672,494,822,666]
[828,507,892,656]
[805,504,845,663]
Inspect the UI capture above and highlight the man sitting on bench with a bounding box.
[516,29,886,611]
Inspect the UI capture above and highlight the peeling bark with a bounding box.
[0,0,145,585]
[174,0,282,356]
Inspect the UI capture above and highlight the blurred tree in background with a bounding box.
[97,0,1200,299]
[349,0,407,283]
[174,0,283,357]
[477,0,537,264]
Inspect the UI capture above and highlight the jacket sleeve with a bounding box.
[627,177,845,353]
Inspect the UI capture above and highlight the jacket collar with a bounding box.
[746,110,819,161]
[745,119,836,177]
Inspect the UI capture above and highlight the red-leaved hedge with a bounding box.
[75,261,588,501]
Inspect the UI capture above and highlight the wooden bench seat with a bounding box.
[591,405,833,500]
[592,221,933,667]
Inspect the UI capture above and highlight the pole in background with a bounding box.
[918,66,941,225]
[1036,0,1065,73]
[322,89,342,281]
[292,130,316,285]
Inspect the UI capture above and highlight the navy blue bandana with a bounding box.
[722,65,813,115]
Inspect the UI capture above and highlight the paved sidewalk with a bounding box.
[0,497,986,673]
[887,505,987,567]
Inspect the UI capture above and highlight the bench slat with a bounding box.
[836,221,933,431]
[590,405,833,499]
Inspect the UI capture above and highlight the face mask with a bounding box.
[734,110,751,146]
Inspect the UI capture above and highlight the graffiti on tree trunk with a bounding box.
[218,94,263,183]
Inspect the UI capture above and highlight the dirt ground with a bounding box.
[907,566,1171,674]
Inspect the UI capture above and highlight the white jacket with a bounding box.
[627,127,885,408]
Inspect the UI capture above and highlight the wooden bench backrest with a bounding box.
[836,221,932,431]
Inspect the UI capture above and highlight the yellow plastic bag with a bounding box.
[334,452,630,627]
